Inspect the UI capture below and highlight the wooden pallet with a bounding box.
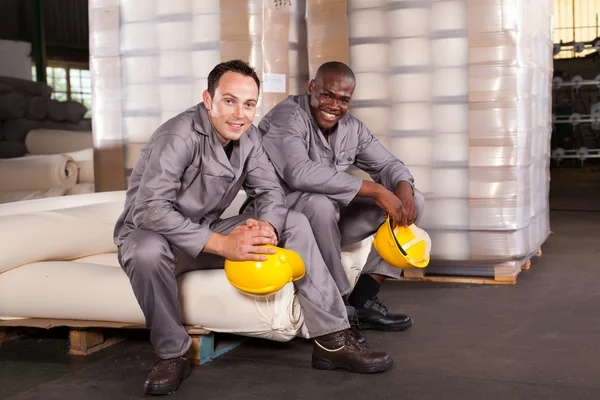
[398,249,542,285]
[0,318,245,365]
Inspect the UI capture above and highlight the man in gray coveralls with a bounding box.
[114,60,393,396]
[255,61,425,346]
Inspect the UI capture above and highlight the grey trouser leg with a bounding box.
[119,211,349,357]
[288,189,425,290]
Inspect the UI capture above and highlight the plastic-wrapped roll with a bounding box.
[390,137,433,166]
[121,23,156,53]
[433,133,469,163]
[159,51,193,78]
[430,38,468,67]
[389,39,431,68]
[192,14,221,44]
[387,8,430,38]
[347,0,386,10]
[349,107,390,136]
[192,50,222,79]
[430,1,467,31]
[120,0,155,22]
[192,0,220,14]
[432,168,468,198]
[157,21,193,51]
[349,43,388,73]
[155,0,191,16]
[348,9,387,38]
[429,231,470,260]
[122,56,158,85]
[352,73,388,102]
[432,68,468,98]
[408,166,432,194]
[419,198,469,229]
[159,83,195,114]
[433,104,468,133]
[390,103,432,132]
[123,85,159,112]
[390,73,431,102]
[124,116,161,143]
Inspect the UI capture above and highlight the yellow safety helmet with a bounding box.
[373,215,431,269]
[224,245,306,296]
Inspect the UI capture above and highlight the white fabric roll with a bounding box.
[124,85,159,111]
[349,43,389,73]
[66,183,96,196]
[124,116,161,143]
[65,148,95,183]
[123,56,158,85]
[159,83,196,113]
[389,39,431,67]
[390,73,431,102]
[390,103,432,132]
[158,21,193,51]
[390,137,433,166]
[433,133,469,163]
[25,129,93,155]
[0,188,68,205]
[192,14,220,44]
[349,107,390,136]
[192,50,222,79]
[192,0,220,14]
[352,73,389,101]
[0,154,78,192]
[432,168,468,198]
[156,0,191,16]
[0,190,125,217]
[388,8,430,38]
[433,104,468,133]
[348,10,387,38]
[430,1,467,31]
[120,1,155,22]
[432,68,468,98]
[431,38,468,67]
[121,23,156,52]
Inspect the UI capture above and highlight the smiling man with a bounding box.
[253,61,425,346]
[114,60,394,396]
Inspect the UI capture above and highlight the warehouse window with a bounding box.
[553,0,600,59]
[31,62,92,118]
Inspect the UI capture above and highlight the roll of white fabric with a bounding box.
[157,21,193,51]
[121,23,156,53]
[349,43,389,73]
[387,8,430,38]
[432,104,468,133]
[432,168,469,198]
[431,38,468,67]
[349,107,390,136]
[65,148,94,184]
[192,14,220,44]
[120,0,155,22]
[66,183,96,196]
[347,0,386,10]
[124,116,160,143]
[25,129,93,154]
[159,51,193,78]
[433,133,469,163]
[390,73,432,102]
[156,0,191,16]
[122,56,159,85]
[431,68,468,98]
[348,9,387,38]
[124,85,159,111]
[0,154,78,192]
[0,188,68,205]
[159,83,196,114]
[430,1,467,31]
[352,73,389,101]
[192,0,220,14]
[390,103,432,132]
[389,39,431,68]
[192,50,222,79]
[390,136,433,166]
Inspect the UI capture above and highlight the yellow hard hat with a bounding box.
[224,245,306,296]
[373,215,431,269]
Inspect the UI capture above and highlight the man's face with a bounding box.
[307,73,355,131]
[203,71,258,145]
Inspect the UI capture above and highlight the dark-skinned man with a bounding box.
[250,61,425,346]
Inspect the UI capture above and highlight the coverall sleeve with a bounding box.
[261,112,362,205]
[243,133,288,235]
[354,120,415,192]
[131,133,213,258]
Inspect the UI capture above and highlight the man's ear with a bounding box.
[202,90,212,111]
[307,79,315,95]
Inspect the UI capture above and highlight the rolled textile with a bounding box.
[66,183,96,196]
[0,188,68,205]
[65,148,94,183]
[0,77,53,98]
[25,129,93,154]
[25,97,50,120]
[65,101,88,124]
[0,92,27,120]
[0,154,78,191]
[47,100,69,122]
[0,141,27,158]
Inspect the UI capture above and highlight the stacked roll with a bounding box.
[288,0,309,95]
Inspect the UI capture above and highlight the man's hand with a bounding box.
[245,218,278,245]
[375,187,408,228]
[394,181,416,225]
[204,225,277,261]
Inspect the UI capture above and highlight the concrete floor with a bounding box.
[1,166,599,399]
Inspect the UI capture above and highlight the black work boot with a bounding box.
[144,351,192,395]
[312,329,393,374]
[347,306,368,348]
[357,296,413,331]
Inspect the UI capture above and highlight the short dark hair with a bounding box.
[315,61,356,83]
[207,60,260,97]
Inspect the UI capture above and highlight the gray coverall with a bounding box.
[256,94,425,296]
[114,104,349,359]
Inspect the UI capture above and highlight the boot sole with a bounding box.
[360,320,413,332]
[312,357,394,374]
[144,363,193,395]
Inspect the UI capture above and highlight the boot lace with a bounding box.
[364,296,388,315]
